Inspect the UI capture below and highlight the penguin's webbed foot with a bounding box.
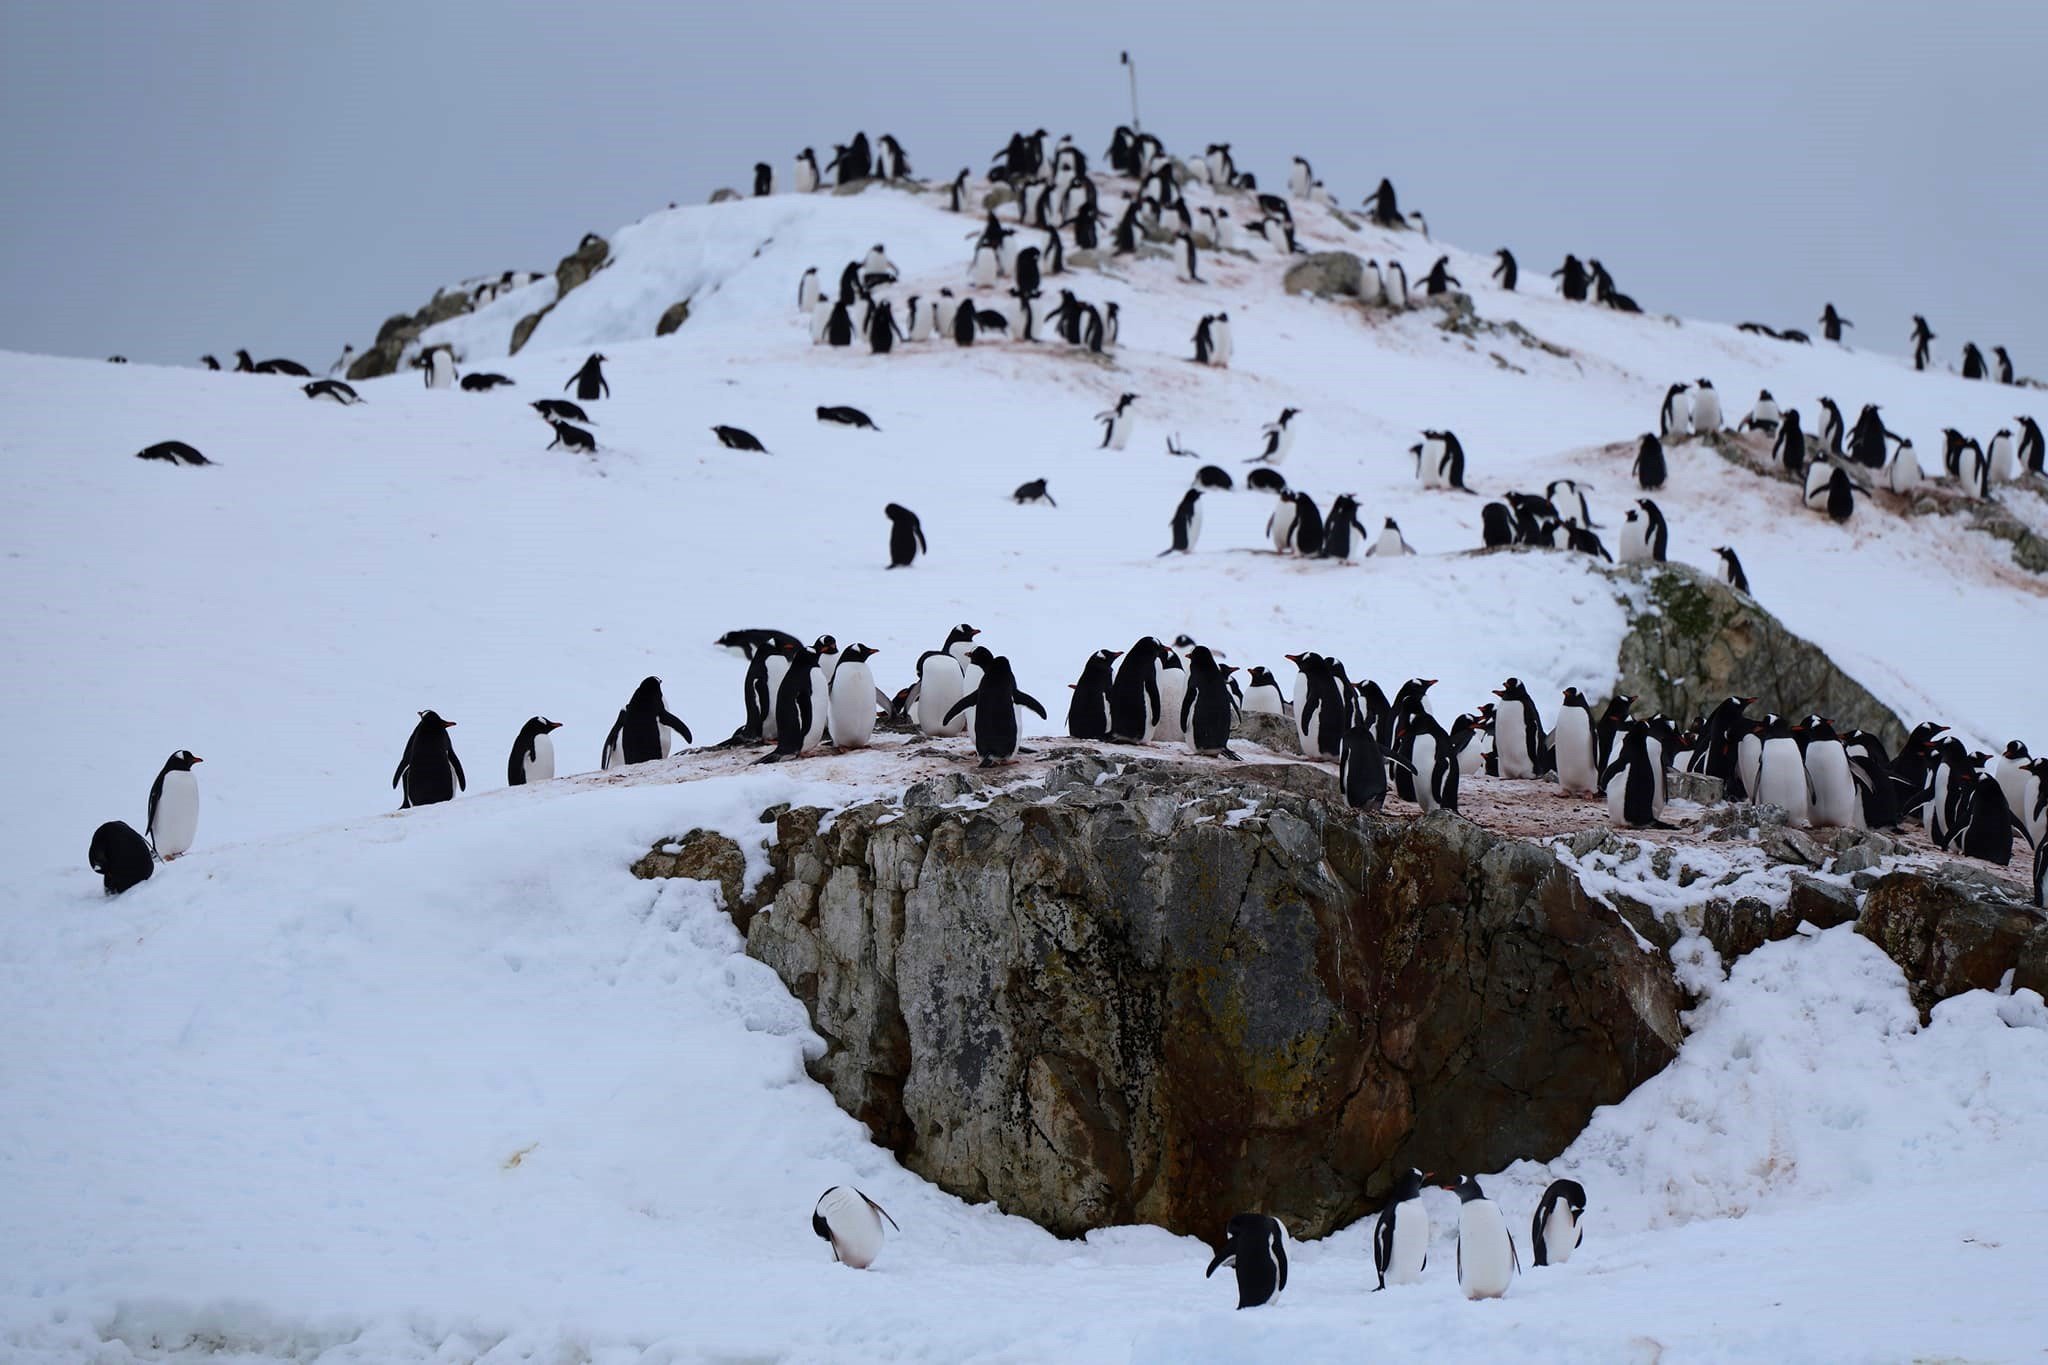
[978,758,997,769]
[1219,748,1241,761]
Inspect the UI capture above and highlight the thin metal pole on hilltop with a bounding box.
[1121,51,1141,134]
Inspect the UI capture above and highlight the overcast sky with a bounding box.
[2,1,2042,375]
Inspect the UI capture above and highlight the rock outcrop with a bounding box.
[1615,564,1907,749]
[1857,871,2046,1014]
[1282,252,1364,299]
[656,300,691,337]
[649,755,1684,1240]
[509,232,611,356]
[347,289,476,382]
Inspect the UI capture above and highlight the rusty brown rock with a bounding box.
[1855,869,2045,1014]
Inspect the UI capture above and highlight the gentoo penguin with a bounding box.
[1358,258,1386,306]
[505,717,562,786]
[1995,346,2016,384]
[943,648,1045,766]
[1551,254,1589,301]
[812,1186,899,1269]
[565,353,608,402]
[1841,727,1907,830]
[1289,492,1326,556]
[328,344,355,377]
[1883,440,1921,493]
[1690,379,1723,434]
[237,350,313,376]
[1922,738,1970,846]
[817,404,880,431]
[1252,408,1301,464]
[392,710,465,808]
[1384,260,1410,309]
[1107,637,1167,742]
[1530,1179,1587,1267]
[1636,498,1669,559]
[711,424,768,453]
[146,750,202,860]
[1594,695,1635,778]
[303,379,361,404]
[1956,771,2025,865]
[201,354,222,370]
[1209,311,1233,366]
[1373,1168,1431,1288]
[1161,488,1202,555]
[1189,463,1234,492]
[459,372,513,392]
[1492,248,1519,291]
[1738,389,1781,435]
[421,346,457,389]
[1492,678,1542,779]
[1816,397,1846,457]
[1097,393,1137,450]
[1288,654,1349,761]
[1419,256,1461,296]
[1147,647,1190,743]
[1440,1175,1518,1299]
[1410,712,1461,813]
[1013,477,1055,506]
[914,627,975,737]
[1805,461,1860,521]
[1267,491,1301,554]
[1617,507,1655,563]
[1547,479,1598,529]
[1288,155,1313,198]
[1066,647,1121,739]
[1754,714,1811,825]
[819,642,876,749]
[756,646,831,763]
[1773,408,1808,475]
[1174,229,1202,283]
[876,133,911,180]
[1418,430,1471,490]
[884,503,926,568]
[605,677,692,766]
[864,299,905,353]
[793,147,821,193]
[1603,722,1667,827]
[1246,467,1288,495]
[1340,717,1389,812]
[1633,433,1668,490]
[1229,667,1283,719]
[753,161,773,196]
[1555,688,1600,795]
[546,420,596,454]
[1995,742,2033,830]
[1714,546,1751,594]
[1987,428,2020,483]
[1319,494,1368,559]
[135,441,213,466]
[797,266,824,313]
[1365,176,1404,227]
[1181,646,1239,758]
[2017,417,2044,475]
[532,398,593,425]
[1819,303,1852,342]
[1659,383,1691,441]
[1847,404,1897,469]
[1481,502,1517,548]
[1963,343,1988,378]
[89,820,155,894]
[1802,718,1861,829]
[1205,1213,1288,1310]
[1368,517,1415,557]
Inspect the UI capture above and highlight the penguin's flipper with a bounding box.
[660,709,694,745]
[450,748,466,792]
[1015,691,1049,721]
[859,1191,901,1232]
[942,689,983,725]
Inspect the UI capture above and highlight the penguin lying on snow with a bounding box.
[816,404,880,431]
[460,372,514,392]
[532,398,594,425]
[1012,478,1055,506]
[303,379,362,404]
[136,440,213,466]
[1205,1213,1288,1309]
[712,424,768,453]
[546,420,596,453]
[89,820,155,894]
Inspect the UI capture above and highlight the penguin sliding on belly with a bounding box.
[1205,1213,1288,1309]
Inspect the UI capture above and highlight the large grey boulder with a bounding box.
[1283,252,1364,299]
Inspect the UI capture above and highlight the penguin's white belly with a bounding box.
[830,665,875,748]
[1153,673,1188,741]
[1244,686,1282,717]
[1737,734,1762,800]
[956,661,983,735]
[1757,741,1809,823]
[1495,702,1534,778]
[1692,392,1722,433]
[1542,1203,1579,1265]
[151,770,199,858]
[816,1188,886,1269]
[1605,767,1632,823]
[761,657,789,740]
[919,659,966,736]
[802,676,831,752]
[1388,1203,1429,1285]
[1806,743,1860,828]
[2024,775,2044,847]
[971,249,998,286]
[1456,738,1483,777]
[1989,436,2019,482]
[1269,507,1297,552]
[1457,1200,1515,1299]
[1994,761,2029,825]
[525,732,555,783]
[1107,413,1130,450]
[1413,734,1441,812]
[1557,714,1597,794]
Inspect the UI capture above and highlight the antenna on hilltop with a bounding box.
[1121,51,1141,134]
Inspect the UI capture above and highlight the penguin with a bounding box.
[1438,1175,1518,1299]
[1658,384,1691,441]
[1106,637,1163,742]
[2036,837,2047,910]
[1192,315,1217,365]
[1252,408,1301,464]
[1807,461,1859,521]
[392,710,465,808]
[1204,1213,1288,1310]
[1530,1179,1587,1267]
[1995,346,2015,384]
[793,147,821,193]
[327,344,355,377]
[1738,390,1781,436]
[1372,1168,1431,1289]
[89,820,155,894]
[303,379,361,404]
[1544,479,1597,530]
[604,677,693,767]
[1836,727,1906,830]
[146,750,202,860]
[1602,722,1667,827]
[1481,502,1517,548]
[817,405,881,431]
[1555,687,1600,795]
[1420,256,1461,296]
[1246,467,1288,496]
[943,649,1046,766]
[884,502,926,568]
[1995,742,2033,828]
[1799,718,1861,829]
[565,353,608,402]
[797,266,824,313]
[1181,646,1239,758]
[1487,679,1540,780]
[1150,647,1189,743]
[239,351,313,376]
[1987,429,2020,483]
[1066,647,1121,739]
[1411,711,1461,813]
[135,440,213,467]
[1492,249,1518,292]
[1910,315,1936,370]
[825,644,879,749]
[1682,378,1723,436]
[1423,430,1472,490]
[1093,392,1137,451]
[421,346,457,389]
[1266,491,1301,554]
[865,299,905,353]
[811,1186,899,1269]
[1174,229,1203,283]
[1289,492,1326,556]
[1617,508,1654,563]
[1819,303,1852,342]
[1922,738,1971,846]
[1288,155,1312,199]
[1384,260,1410,309]
[1340,715,1390,811]
[1318,495,1368,560]
[1365,177,1404,227]
[1012,245,1042,298]
[2018,417,2044,476]
[1287,653,1341,758]
[757,646,830,763]
[753,161,774,196]
[1956,771,2026,865]
[1773,409,1807,475]
[1713,546,1751,594]
[1161,488,1203,555]
[546,420,597,454]
[1368,517,1415,557]
[904,293,934,343]
[916,627,977,737]
[1359,258,1386,306]
[711,425,768,453]
[1954,435,1989,498]
[876,133,911,181]
[1013,478,1055,506]
[1632,433,1668,491]
[1962,343,1987,380]
[1815,398,1846,457]
[201,355,222,370]
[949,293,980,346]
[503,717,562,787]
[532,398,593,425]
[1754,714,1811,825]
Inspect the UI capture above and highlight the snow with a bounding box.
[4,162,2047,1361]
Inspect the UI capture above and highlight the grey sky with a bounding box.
[3,1,2042,375]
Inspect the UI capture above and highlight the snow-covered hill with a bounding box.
[3,160,2045,1362]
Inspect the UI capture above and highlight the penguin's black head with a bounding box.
[1564,687,1585,706]
[841,643,877,663]
[418,709,455,729]
[1383,517,1399,530]
[2005,740,2031,760]
[537,717,563,733]
[963,645,997,669]
[1439,1174,1484,1201]
[812,635,839,656]
[946,624,980,648]
[165,750,202,770]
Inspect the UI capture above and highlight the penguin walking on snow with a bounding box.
[89,821,155,894]
[812,1186,899,1269]
[1440,1175,1519,1299]
[945,648,1047,766]
[506,717,563,786]
[1492,248,1518,291]
[303,379,361,404]
[885,503,926,567]
[1530,1179,1587,1266]
[1252,408,1301,464]
[566,353,609,402]
[147,750,203,860]
[392,711,465,808]
[1097,393,1137,450]
[1161,488,1202,555]
[1368,517,1415,557]
[1205,1214,1288,1309]
[1373,1168,1431,1288]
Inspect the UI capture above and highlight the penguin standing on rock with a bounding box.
[147,750,202,860]
[506,717,562,786]
[392,711,465,808]
[1530,1179,1587,1266]
[1180,646,1239,759]
[1067,648,1121,739]
[884,503,926,568]
[604,678,692,766]
[1554,688,1600,795]
[1603,722,1667,827]
[811,1187,899,1269]
[1714,546,1751,594]
[1373,1168,1431,1288]
[945,647,1047,766]
[1492,249,1518,291]
[1440,1175,1519,1299]
[1492,678,1542,779]
[1109,638,1166,742]
[827,644,880,750]
[566,354,609,402]
[1341,717,1390,812]
[756,646,830,762]
[1205,1214,1289,1309]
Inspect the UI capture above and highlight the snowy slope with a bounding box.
[4,162,2047,1362]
